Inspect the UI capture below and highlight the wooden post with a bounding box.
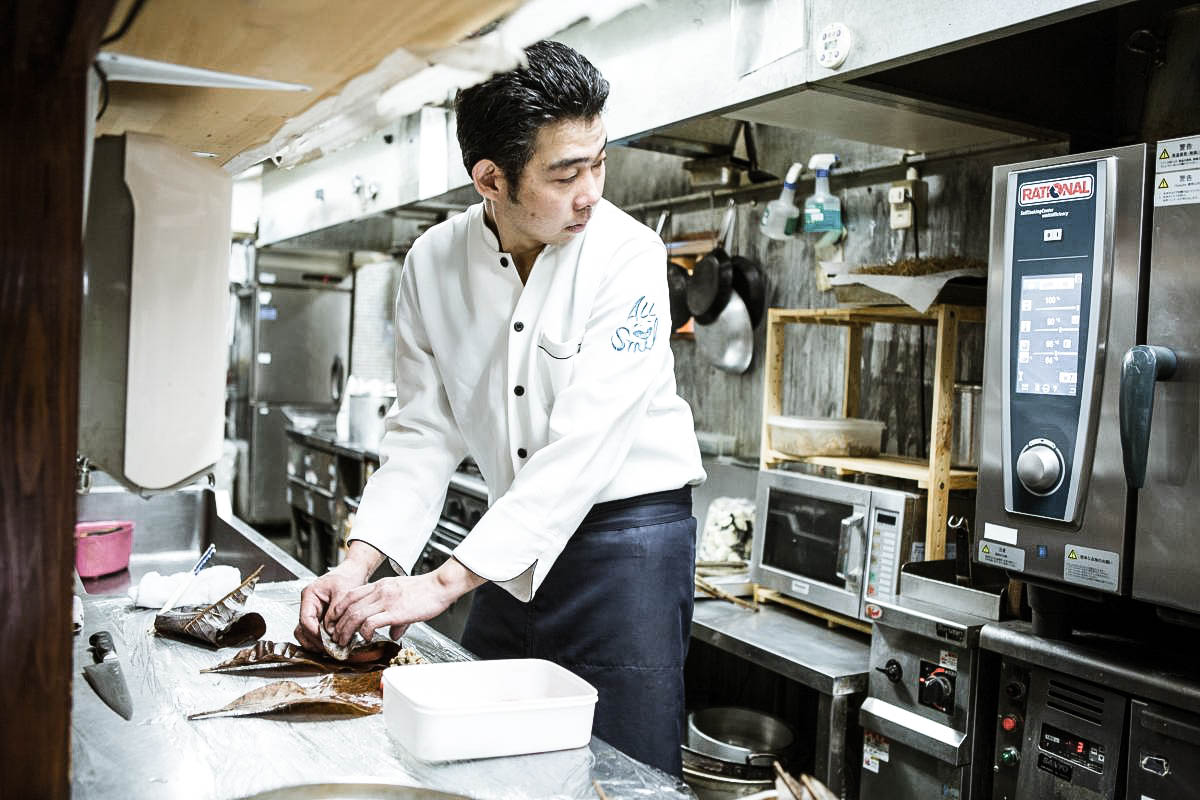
[760,311,786,468]
[925,305,959,560]
[1,3,116,798]
[842,324,863,418]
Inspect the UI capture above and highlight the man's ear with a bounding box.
[471,159,506,202]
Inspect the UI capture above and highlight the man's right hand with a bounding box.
[294,541,384,652]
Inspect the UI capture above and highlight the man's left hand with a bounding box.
[324,558,486,644]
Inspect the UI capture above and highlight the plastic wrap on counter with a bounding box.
[73,580,695,800]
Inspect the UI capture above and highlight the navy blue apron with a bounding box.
[461,487,696,776]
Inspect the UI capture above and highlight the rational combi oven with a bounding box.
[751,469,925,623]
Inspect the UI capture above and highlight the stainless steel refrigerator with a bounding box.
[243,250,352,524]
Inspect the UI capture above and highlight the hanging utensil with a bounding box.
[687,201,736,324]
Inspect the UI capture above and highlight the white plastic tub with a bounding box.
[767,415,885,457]
[382,659,598,762]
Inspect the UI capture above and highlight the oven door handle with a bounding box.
[836,512,866,587]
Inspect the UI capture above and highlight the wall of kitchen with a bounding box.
[348,124,1062,463]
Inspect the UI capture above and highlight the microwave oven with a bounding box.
[750,469,925,623]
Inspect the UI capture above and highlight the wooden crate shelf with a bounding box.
[760,304,984,560]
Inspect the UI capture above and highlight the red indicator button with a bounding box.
[1001,714,1020,732]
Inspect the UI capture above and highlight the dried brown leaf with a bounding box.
[189,672,383,720]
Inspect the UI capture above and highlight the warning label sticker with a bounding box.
[1154,169,1200,207]
[1063,544,1119,592]
[863,731,889,773]
[1156,136,1200,173]
[978,541,1026,571]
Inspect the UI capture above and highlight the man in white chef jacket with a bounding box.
[297,40,705,774]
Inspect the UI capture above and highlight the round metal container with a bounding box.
[687,706,795,765]
[951,383,983,468]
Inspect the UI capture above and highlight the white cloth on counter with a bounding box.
[127,565,243,608]
[697,497,756,563]
[351,200,706,602]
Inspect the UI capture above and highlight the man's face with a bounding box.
[494,115,607,249]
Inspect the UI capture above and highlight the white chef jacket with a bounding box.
[350,198,706,601]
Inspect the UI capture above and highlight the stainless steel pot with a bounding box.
[682,707,794,800]
[952,383,982,468]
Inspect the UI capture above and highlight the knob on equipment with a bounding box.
[875,659,903,683]
[1017,441,1063,494]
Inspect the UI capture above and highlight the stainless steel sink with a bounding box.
[77,481,312,594]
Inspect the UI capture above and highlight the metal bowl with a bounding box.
[687,706,795,766]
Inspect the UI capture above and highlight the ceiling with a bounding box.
[95,0,524,166]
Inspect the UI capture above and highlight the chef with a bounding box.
[296,40,705,774]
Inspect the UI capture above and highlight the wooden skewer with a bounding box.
[592,779,610,800]
[774,761,808,800]
[695,575,759,612]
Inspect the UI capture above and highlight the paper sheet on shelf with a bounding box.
[827,268,986,313]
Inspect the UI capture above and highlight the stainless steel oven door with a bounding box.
[751,470,871,619]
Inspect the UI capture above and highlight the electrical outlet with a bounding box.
[889,181,914,229]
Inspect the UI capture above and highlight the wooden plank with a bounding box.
[925,305,960,560]
[754,589,872,635]
[96,0,524,164]
[842,324,864,418]
[796,455,976,488]
[2,3,117,797]
[760,315,787,468]
[772,304,986,327]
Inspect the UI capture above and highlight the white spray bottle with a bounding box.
[759,162,803,240]
[803,153,841,234]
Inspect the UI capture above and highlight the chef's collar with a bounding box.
[473,201,563,258]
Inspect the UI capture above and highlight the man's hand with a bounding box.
[325,557,486,644]
[294,541,383,651]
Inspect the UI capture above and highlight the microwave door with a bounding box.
[759,488,866,619]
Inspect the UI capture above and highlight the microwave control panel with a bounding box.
[865,509,902,600]
[1002,158,1110,525]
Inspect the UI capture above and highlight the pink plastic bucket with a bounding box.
[74,520,134,578]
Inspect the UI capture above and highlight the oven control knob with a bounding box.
[875,659,903,683]
[925,674,954,707]
[1017,442,1063,494]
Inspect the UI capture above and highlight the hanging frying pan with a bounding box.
[729,254,767,329]
[667,262,691,330]
[686,202,736,324]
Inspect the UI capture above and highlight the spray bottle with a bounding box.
[759,162,803,240]
[803,153,841,234]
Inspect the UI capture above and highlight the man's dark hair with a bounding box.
[455,40,609,201]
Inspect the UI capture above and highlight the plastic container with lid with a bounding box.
[382,659,597,762]
[767,415,884,457]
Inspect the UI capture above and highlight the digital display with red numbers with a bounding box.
[1040,723,1105,773]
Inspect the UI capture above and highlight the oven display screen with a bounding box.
[1040,723,1105,773]
[1016,273,1082,396]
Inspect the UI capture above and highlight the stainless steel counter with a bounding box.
[691,601,871,696]
[690,598,871,797]
[980,620,1200,715]
[73,582,693,800]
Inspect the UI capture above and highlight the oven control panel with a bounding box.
[1002,158,1108,525]
[865,510,903,600]
[918,660,957,715]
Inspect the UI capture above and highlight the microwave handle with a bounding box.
[1119,345,1177,488]
[837,512,866,585]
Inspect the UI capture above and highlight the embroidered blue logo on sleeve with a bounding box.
[610,296,659,353]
